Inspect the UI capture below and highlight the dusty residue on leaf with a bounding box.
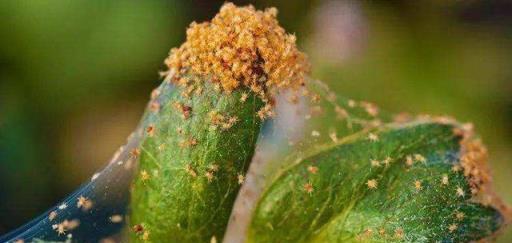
[164,3,310,98]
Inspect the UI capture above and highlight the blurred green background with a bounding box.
[0,0,510,241]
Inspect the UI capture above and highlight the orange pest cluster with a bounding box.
[164,3,310,99]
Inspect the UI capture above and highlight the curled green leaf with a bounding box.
[129,2,310,242]
[248,121,508,242]
[130,76,263,242]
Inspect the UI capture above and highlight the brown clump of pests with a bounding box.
[164,3,310,99]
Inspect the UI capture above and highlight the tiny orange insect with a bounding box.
[132,224,144,234]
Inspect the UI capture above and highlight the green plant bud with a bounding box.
[130,3,309,242]
[130,75,263,242]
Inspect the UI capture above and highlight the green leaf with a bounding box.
[130,74,263,242]
[248,121,505,242]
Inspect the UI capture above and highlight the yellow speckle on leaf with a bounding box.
[310,94,321,103]
[303,182,314,193]
[209,164,219,172]
[237,174,245,184]
[455,211,465,221]
[329,132,339,143]
[142,230,150,241]
[363,228,373,237]
[240,92,249,102]
[414,154,426,163]
[368,133,379,142]
[441,174,449,185]
[307,166,318,174]
[158,143,166,151]
[448,224,458,233]
[257,104,274,120]
[205,171,215,182]
[209,111,240,130]
[361,101,379,117]
[414,180,422,191]
[334,106,348,120]
[367,179,378,189]
[452,165,461,172]
[394,228,404,239]
[371,159,380,167]
[405,155,414,166]
[179,138,198,148]
[140,170,150,182]
[348,99,356,108]
[456,186,465,197]
[176,127,184,134]
[382,157,391,166]
[185,165,198,178]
